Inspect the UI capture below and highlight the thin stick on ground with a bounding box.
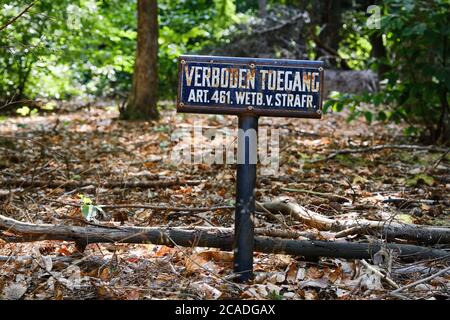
[46,199,234,212]
[309,144,448,163]
[280,187,351,203]
[360,259,399,289]
[391,265,450,294]
[255,200,293,230]
[1,178,203,189]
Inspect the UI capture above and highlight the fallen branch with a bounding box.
[0,255,106,269]
[391,266,450,294]
[254,12,305,35]
[260,197,450,244]
[280,187,351,203]
[0,99,41,112]
[46,199,234,212]
[191,226,319,240]
[0,213,447,261]
[1,178,203,190]
[392,264,450,276]
[1,223,323,241]
[382,198,450,207]
[309,144,448,163]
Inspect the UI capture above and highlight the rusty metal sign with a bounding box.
[175,54,325,282]
[177,55,324,118]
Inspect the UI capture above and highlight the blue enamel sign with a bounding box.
[177,55,324,118]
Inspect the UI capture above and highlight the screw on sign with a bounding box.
[177,55,324,282]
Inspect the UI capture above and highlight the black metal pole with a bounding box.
[234,114,258,282]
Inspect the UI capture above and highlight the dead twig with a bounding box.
[262,197,450,244]
[0,99,41,111]
[1,178,203,190]
[280,187,351,203]
[361,259,399,289]
[391,265,450,294]
[59,215,121,229]
[256,200,293,230]
[46,199,234,212]
[0,255,106,270]
[335,226,366,238]
[0,1,37,32]
[432,147,450,169]
[309,144,448,163]
[382,198,450,207]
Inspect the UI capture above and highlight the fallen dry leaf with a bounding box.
[285,262,298,283]
[2,282,27,300]
[299,278,330,289]
[306,266,324,279]
[154,245,175,257]
[192,282,222,299]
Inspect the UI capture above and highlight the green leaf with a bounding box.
[81,204,103,221]
[81,204,93,219]
[352,175,369,185]
[406,173,435,186]
[377,111,387,121]
[363,111,373,123]
[16,106,31,116]
[226,199,235,206]
[267,290,284,300]
[78,194,92,205]
[41,102,57,111]
[395,214,414,224]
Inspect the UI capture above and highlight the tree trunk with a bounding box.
[368,0,389,80]
[315,0,343,68]
[120,0,158,120]
[258,0,267,18]
[370,33,389,80]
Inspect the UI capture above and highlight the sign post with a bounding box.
[234,114,258,282]
[177,55,324,282]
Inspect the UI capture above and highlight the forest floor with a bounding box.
[0,102,449,300]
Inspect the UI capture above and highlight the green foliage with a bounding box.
[1,0,137,100]
[78,193,104,221]
[267,290,284,300]
[78,193,92,205]
[327,0,450,142]
[338,10,372,70]
[3,0,447,141]
[158,0,244,98]
[406,173,435,187]
[324,90,404,125]
[335,153,368,168]
[16,106,38,116]
[1,0,243,102]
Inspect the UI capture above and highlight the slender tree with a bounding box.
[258,0,267,18]
[368,0,389,79]
[316,0,343,67]
[121,0,159,120]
